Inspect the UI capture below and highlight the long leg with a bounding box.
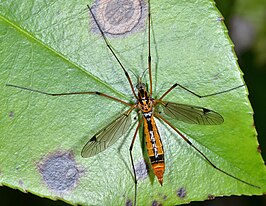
[129,117,143,206]
[147,0,153,96]
[6,84,132,107]
[155,112,260,188]
[87,5,137,99]
[158,83,245,101]
[150,8,159,95]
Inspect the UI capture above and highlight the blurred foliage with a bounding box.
[234,0,266,66]
[1,0,265,205]
[216,0,266,67]
[216,0,266,163]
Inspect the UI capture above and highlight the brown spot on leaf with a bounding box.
[38,151,83,193]
[91,0,147,37]
[126,199,133,206]
[177,187,186,199]
[135,159,148,181]
[9,111,14,118]
[152,200,162,206]
[18,179,27,192]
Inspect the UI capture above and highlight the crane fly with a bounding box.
[6,0,260,205]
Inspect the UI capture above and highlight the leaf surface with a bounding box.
[0,0,265,205]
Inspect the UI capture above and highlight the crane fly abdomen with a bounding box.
[143,111,165,185]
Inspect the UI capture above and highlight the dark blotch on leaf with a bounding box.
[19,179,24,186]
[9,111,14,118]
[18,180,26,192]
[38,151,81,193]
[126,199,132,206]
[152,200,162,206]
[177,187,186,199]
[135,159,148,181]
[91,0,147,37]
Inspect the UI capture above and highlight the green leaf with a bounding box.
[0,0,265,205]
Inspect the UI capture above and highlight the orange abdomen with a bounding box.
[143,113,165,185]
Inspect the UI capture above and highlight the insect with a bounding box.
[6,0,260,205]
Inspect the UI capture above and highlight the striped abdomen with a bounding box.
[143,112,165,185]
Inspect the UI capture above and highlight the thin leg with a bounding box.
[129,117,143,206]
[150,10,159,95]
[155,113,260,189]
[158,83,245,101]
[6,84,132,107]
[87,5,137,99]
[147,0,153,96]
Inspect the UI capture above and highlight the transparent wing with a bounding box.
[160,101,224,125]
[81,111,132,158]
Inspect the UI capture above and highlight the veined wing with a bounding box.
[81,110,132,158]
[160,101,224,125]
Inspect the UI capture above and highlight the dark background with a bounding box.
[1,0,265,205]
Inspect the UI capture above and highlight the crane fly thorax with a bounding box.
[138,97,153,113]
[136,85,153,113]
